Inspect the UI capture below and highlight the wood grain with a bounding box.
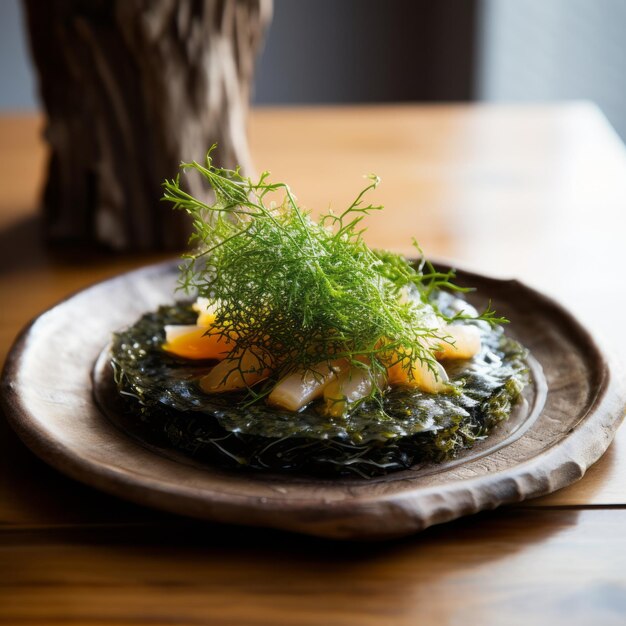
[22,0,271,250]
[2,509,626,626]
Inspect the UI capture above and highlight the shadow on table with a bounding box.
[0,214,173,275]
[0,215,46,274]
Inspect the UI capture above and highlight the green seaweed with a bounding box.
[109,294,529,478]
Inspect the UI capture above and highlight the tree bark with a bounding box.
[23,0,272,251]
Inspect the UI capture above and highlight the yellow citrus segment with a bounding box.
[192,297,217,327]
[386,357,450,393]
[384,341,450,393]
[162,324,233,360]
[433,325,481,360]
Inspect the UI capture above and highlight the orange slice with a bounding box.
[162,325,233,360]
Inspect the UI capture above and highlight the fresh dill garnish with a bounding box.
[162,147,506,403]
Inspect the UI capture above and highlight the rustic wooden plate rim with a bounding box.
[2,260,624,539]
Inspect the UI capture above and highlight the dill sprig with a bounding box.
[162,147,505,400]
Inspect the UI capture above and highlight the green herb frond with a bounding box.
[162,148,504,402]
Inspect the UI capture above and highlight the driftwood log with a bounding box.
[23,0,272,250]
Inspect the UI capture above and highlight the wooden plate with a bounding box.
[2,261,624,540]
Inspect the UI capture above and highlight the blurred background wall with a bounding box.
[477,0,626,140]
[2,0,625,140]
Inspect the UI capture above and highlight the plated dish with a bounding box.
[3,259,622,539]
[109,156,528,478]
[2,154,624,539]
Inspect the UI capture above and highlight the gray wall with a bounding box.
[3,0,475,109]
[0,0,37,108]
[478,0,626,140]
[2,0,626,141]
[254,0,476,104]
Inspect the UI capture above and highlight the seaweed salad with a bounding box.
[110,149,529,478]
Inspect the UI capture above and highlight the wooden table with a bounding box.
[2,104,626,625]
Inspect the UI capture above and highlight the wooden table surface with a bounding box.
[2,104,626,625]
